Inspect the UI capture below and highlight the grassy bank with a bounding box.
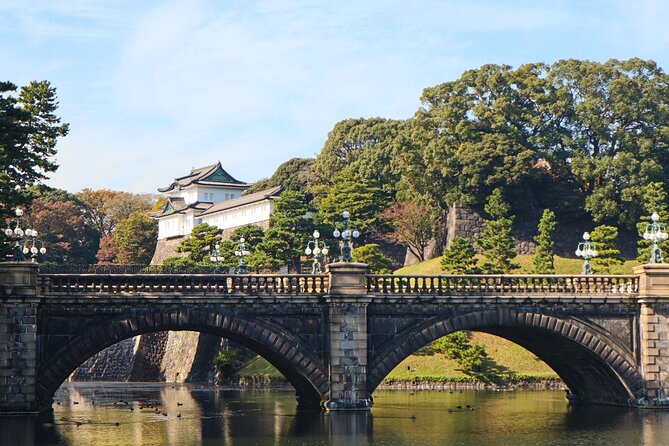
[397,253,640,275]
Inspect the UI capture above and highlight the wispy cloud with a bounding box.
[2,0,667,193]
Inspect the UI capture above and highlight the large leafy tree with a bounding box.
[245,158,315,195]
[397,59,669,231]
[77,189,154,237]
[351,244,393,273]
[0,81,69,255]
[28,199,92,265]
[113,213,157,265]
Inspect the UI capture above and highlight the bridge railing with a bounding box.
[38,273,329,295]
[366,274,639,296]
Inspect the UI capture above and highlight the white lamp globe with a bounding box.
[4,228,12,237]
[39,247,46,254]
[15,228,23,237]
[333,229,341,238]
[30,246,38,254]
[652,212,660,222]
[15,208,23,217]
[305,248,312,255]
[342,211,350,219]
[342,230,351,239]
[239,237,245,243]
[322,247,329,255]
[352,230,360,238]
[313,230,320,239]
[22,247,29,254]
[583,232,590,241]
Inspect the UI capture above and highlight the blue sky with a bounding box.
[2,0,669,194]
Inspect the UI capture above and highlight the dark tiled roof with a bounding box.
[158,162,250,193]
[198,186,283,217]
[149,197,210,218]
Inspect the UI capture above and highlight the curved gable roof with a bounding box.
[158,162,250,193]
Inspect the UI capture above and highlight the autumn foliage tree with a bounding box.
[28,198,90,264]
[113,213,157,265]
[379,201,433,262]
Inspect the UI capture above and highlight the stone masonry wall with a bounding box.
[640,304,669,401]
[71,337,138,381]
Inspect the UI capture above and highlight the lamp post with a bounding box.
[3,208,46,262]
[234,237,250,274]
[304,230,329,274]
[575,232,598,275]
[332,211,360,262]
[642,212,668,263]
[209,243,224,273]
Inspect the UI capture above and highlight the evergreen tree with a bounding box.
[440,236,480,274]
[351,244,393,273]
[217,225,266,270]
[477,188,519,273]
[532,209,557,273]
[637,182,669,263]
[177,223,222,264]
[590,225,623,272]
[256,191,313,272]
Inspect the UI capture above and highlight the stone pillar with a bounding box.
[325,263,372,411]
[635,264,669,405]
[0,262,39,413]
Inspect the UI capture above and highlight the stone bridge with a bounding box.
[1,261,669,414]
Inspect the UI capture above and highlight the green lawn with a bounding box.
[396,254,641,275]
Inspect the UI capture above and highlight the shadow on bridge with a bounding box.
[367,309,644,405]
[38,308,329,411]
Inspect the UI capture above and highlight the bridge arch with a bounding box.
[37,308,328,410]
[368,309,643,405]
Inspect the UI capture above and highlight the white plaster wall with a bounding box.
[200,201,272,230]
[158,215,185,239]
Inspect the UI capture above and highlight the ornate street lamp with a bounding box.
[234,237,251,274]
[575,232,598,275]
[304,230,329,274]
[642,212,668,263]
[332,211,360,262]
[3,208,46,262]
[209,243,224,273]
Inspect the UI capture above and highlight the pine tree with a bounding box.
[477,189,519,273]
[532,209,557,273]
[636,182,669,263]
[590,225,623,272]
[256,191,313,272]
[177,223,222,264]
[440,236,480,274]
[351,244,393,273]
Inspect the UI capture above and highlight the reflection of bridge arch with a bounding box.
[368,309,643,405]
[37,309,328,410]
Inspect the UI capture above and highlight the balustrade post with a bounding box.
[0,262,39,413]
[634,264,669,406]
[324,262,372,411]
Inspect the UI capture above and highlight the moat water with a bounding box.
[3,383,669,446]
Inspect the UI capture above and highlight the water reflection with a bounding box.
[3,384,669,446]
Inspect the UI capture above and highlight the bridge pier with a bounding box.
[0,263,39,413]
[636,264,669,406]
[324,263,372,411]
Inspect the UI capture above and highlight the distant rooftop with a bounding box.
[158,162,250,193]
